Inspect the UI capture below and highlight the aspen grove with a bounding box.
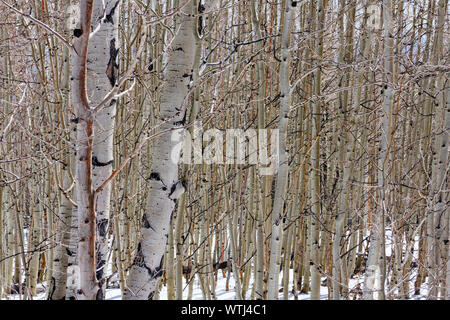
[0,0,448,300]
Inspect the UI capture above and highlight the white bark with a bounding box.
[47,11,74,298]
[65,205,79,300]
[28,190,42,297]
[364,0,393,300]
[267,0,294,300]
[48,158,74,300]
[123,0,196,300]
[427,0,447,299]
[89,0,120,298]
[332,0,355,299]
[71,0,98,300]
[248,0,266,300]
[445,87,450,300]
[309,0,326,300]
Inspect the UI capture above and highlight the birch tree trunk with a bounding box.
[89,0,120,298]
[267,0,295,300]
[48,163,74,300]
[309,0,327,300]
[47,2,74,298]
[71,0,99,300]
[28,190,42,297]
[66,204,79,300]
[332,0,355,299]
[445,87,450,300]
[364,0,393,300]
[428,0,447,299]
[123,0,196,300]
[248,0,268,300]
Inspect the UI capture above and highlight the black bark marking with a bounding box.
[133,243,164,281]
[154,255,164,279]
[73,28,82,37]
[97,218,109,237]
[142,213,154,230]
[96,259,106,286]
[198,2,205,36]
[132,243,145,267]
[149,172,161,180]
[169,183,177,196]
[96,288,104,300]
[106,39,119,86]
[133,243,154,276]
[104,1,120,24]
[66,247,73,257]
[46,277,56,300]
[148,61,154,72]
[148,172,161,181]
[173,109,187,126]
[92,156,113,167]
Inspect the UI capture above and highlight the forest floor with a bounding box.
[6,268,429,300]
[5,229,430,300]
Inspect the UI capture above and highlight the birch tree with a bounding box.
[267,0,296,300]
[123,0,197,300]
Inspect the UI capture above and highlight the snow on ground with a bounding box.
[6,268,428,300]
[107,270,331,300]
